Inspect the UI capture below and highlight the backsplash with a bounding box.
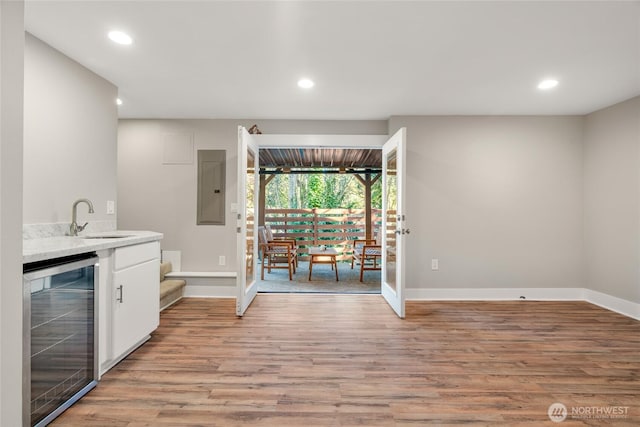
[23,220,117,240]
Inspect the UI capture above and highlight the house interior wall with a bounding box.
[389,115,585,292]
[584,95,640,304]
[23,33,118,226]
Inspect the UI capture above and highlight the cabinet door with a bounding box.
[112,258,159,359]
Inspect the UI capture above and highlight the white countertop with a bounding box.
[23,230,163,264]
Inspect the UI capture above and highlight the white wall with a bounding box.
[117,119,387,271]
[1,1,25,425]
[23,33,118,225]
[584,96,640,304]
[389,116,585,292]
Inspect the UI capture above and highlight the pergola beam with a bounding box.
[258,168,281,226]
[353,172,381,240]
[260,168,381,175]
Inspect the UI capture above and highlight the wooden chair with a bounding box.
[258,226,298,280]
[264,224,298,268]
[351,239,382,282]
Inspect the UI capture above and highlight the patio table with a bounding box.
[308,246,339,281]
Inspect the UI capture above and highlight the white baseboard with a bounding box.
[165,271,236,279]
[166,274,236,298]
[406,287,639,320]
[583,289,640,320]
[405,287,585,301]
[184,285,235,298]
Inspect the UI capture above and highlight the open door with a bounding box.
[381,128,407,318]
[236,126,259,316]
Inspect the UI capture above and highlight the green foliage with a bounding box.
[263,172,382,209]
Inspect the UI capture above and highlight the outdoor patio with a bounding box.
[250,147,391,295]
[257,259,380,294]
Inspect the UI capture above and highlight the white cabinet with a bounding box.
[99,241,160,375]
[112,258,159,358]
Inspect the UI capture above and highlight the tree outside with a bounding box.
[263,172,382,209]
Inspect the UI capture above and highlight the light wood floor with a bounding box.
[53,295,640,426]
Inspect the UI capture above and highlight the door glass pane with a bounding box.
[245,149,255,289]
[385,149,397,291]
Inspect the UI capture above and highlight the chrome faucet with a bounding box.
[70,198,95,236]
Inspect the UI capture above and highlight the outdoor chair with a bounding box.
[258,226,298,280]
[351,238,382,282]
[264,224,299,268]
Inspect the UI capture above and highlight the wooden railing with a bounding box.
[264,208,389,261]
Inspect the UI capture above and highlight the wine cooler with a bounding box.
[23,253,99,426]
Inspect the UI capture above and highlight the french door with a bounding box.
[381,128,407,318]
[236,126,259,316]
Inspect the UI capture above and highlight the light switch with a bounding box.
[106,200,115,214]
[431,259,439,270]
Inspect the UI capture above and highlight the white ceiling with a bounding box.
[25,1,640,120]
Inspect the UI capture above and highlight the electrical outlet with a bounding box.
[219,255,226,266]
[431,259,439,270]
[106,200,115,214]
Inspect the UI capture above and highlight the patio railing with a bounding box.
[264,208,389,261]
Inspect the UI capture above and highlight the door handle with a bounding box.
[116,285,123,303]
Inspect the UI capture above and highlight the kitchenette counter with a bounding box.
[23,230,163,263]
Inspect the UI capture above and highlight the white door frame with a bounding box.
[381,128,407,318]
[237,132,397,314]
[256,134,387,149]
[236,127,260,316]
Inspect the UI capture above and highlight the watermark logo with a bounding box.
[548,402,629,422]
[548,403,568,423]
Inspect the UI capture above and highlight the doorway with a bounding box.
[236,129,407,317]
[256,147,383,294]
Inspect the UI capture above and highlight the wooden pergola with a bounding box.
[258,148,382,240]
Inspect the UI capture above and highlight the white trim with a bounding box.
[406,287,584,301]
[584,289,640,320]
[381,128,407,318]
[405,287,640,320]
[165,271,236,279]
[255,134,387,148]
[179,275,236,298]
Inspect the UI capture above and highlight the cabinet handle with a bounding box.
[116,285,124,303]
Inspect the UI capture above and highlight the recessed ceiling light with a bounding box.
[116,98,123,106]
[537,79,559,90]
[297,78,315,89]
[108,30,133,45]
